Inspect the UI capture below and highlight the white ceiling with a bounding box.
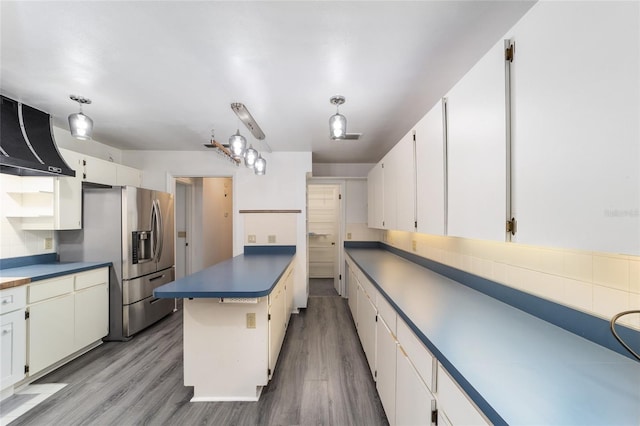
[1,1,535,164]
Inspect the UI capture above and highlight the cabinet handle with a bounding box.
[2,329,11,335]
[149,274,165,282]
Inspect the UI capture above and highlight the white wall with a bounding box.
[124,150,312,309]
[312,163,374,178]
[345,179,382,242]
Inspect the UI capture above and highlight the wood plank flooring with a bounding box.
[9,283,388,425]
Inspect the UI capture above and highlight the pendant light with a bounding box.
[244,144,258,168]
[68,95,93,140]
[254,154,266,175]
[329,95,346,140]
[228,129,247,159]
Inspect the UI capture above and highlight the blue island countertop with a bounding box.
[154,247,295,299]
[346,247,640,426]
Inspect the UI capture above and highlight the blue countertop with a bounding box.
[1,261,111,282]
[346,247,640,426]
[154,250,295,299]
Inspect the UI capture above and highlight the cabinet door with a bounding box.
[28,294,74,376]
[395,132,416,232]
[446,39,507,242]
[382,150,398,230]
[356,288,377,377]
[116,164,142,187]
[509,2,639,254]
[437,364,489,425]
[268,281,286,376]
[84,157,117,186]
[396,345,434,426]
[367,163,384,229]
[376,316,397,426]
[1,309,26,389]
[415,100,446,236]
[53,174,82,230]
[347,267,358,321]
[74,283,108,351]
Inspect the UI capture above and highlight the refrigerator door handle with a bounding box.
[150,200,158,261]
[156,199,164,262]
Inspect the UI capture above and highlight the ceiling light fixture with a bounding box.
[203,130,241,166]
[329,95,346,140]
[68,95,93,140]
[254,154,267,176]
[231,102,265,140]
[228,129,247,159]
[244,144,258,169]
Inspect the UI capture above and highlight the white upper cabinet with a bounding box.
[382,149,398,231]
[395,132,416,233]
[115,164,142,187]
[508,1,640,254]
[446,39,507,242]
[415,100,446,236]
[367,162,384,229]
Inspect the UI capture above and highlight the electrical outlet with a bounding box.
[44,237,53,250]
[412,240,417,252]
[347,232,352,240]
[248,235,256,243]
[268,235,276,243]
[246,313,256,329]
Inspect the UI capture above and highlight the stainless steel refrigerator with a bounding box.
[59,186,175,341]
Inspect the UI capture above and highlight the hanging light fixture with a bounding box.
[254,154,266,175]
[68,95,93,140]
[244,144,258,168]
[228,129,247,159]
[329,95,346,140]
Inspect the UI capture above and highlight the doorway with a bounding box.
[307,183,342,294]
[175,179,193,280]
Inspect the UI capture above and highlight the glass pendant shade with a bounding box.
[244,145,258,168]
[229,129,247,159]
[329,113,346,139]
[68,112,93,140]
[254,155,266,175]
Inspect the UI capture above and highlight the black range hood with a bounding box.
[0,95,75,177]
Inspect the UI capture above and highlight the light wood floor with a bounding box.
[9,282,388,425]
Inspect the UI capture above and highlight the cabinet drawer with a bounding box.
[376,293,396,334]
[437,363,489,425]
[75,267,109,291]
[0,286,27,315]
[397,317,435,393]
[29,276,74,304]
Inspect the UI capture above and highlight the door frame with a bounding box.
[174,178,194,278]
[306,178,346,296]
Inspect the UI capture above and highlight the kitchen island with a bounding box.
[154,246,296,401]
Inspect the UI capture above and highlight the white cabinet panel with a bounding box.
[415,100,446,236]
[268,280,286,376]
[74,283,108,351]
[382,149,398,231]
[347,267,358,320]
[83,156,117,186]
[509,1,640,254]
[116,164,142,187]
[28,294,75,376]
[356,284,377,377]
[376,316,397,426]
[397,318,435,393]
[446,39,507,242]
[395,132,416,232]
[437,363,489,426]
[1,307,26,389]
[396,345,434,426]
[367,163,384,229]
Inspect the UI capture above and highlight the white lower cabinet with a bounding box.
[376,315,397,426]
[26,267,109,378]
[347,266,358,320]
[1,286,27,391]
[28,293,75,376]
[356,285,377,377]
[396,345,435,426]
[268,277,287,377]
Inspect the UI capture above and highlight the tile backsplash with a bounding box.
[383,230,640,330]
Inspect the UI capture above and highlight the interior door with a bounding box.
[307,184,340,279]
